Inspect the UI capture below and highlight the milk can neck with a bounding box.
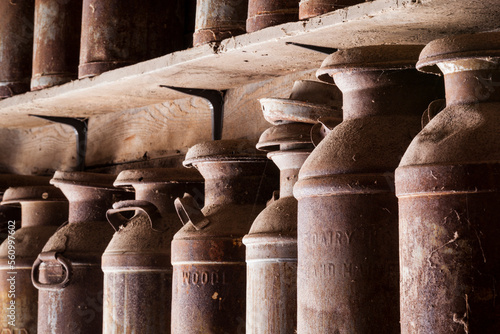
[334,70,437,120]
[438,60,500,105]
[61,186,120,224]
[270,151,309,198]
[20,201,68,228]
[196,161,269,207]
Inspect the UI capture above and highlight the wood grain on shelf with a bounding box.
[0,0,497,128]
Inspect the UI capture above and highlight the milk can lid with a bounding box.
[317,45,424,83]
[417,31,500,74]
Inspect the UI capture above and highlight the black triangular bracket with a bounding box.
[160,86,225,141]
[285,42,338,55]
[29,115,88,171]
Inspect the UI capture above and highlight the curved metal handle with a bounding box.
[106,200,162,232]
[174,193,210,231]
[32,251,72,290]
[421,99,446,129]
[311,117,341,146]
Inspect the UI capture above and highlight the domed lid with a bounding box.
[114,168,203,189]
[2,186,67,206]
[50,171,118,190]
[183,139,267,167]
[417,31,500,74]
[260,80,342,125]
[317,45,424,83]
[257,123,314,152]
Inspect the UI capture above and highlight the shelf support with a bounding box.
[29,115,88,171]
[161,86,225,140]
[285,42,338,54]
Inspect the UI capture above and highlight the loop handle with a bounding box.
[311,117,341,146]
[174,193,210,231]
[32,251,72,290]
[421,99,446,129]
[106,200,162,231]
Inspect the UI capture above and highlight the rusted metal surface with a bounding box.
[260,80,342,125]
[244,81,341,333]
[32,172,129,334]
[397,32,500,334]
[247,0,299,33]
[193,0,248,46]
[295,45,444,333]
[102,168,203,334]
[0,0,34,98]
[31,0,82,90]
[171,140,278,334]
[79,0,184,79]
[0,186,67,334]
[0,175,51,243]
[298,0,363,20]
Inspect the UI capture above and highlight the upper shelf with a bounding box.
[1,0,498,128]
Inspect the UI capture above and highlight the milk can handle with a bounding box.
[174,193,210,230]
[310,117,342,146]
[106,200,162,231]
[32,251,72,290]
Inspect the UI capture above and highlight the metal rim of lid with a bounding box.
[259,98,342,125]
[256,123,314,151]
[316,45,425,83]
[1,186,67,205]
[183,139,268,167]
[50,171,119,190]
[416,31,500,74]
[114,168,203,188]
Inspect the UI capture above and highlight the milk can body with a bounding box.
[0,186,67,334]
[172,140,277,333]
[397,32,500,334]
[295,45,443,333]
[102,168,203,334]
[32,172,128,333]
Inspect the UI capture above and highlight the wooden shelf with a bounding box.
[1,0,498,128]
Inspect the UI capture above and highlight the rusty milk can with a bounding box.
[299,0,363,20]
[102,168,203,334]
[0,0,34,98]
[397,32,500,334]
[294,45,444,333]
[172,139,278,334]
[0,186,68,334]
[32,172,128,334]
[0,175,51,243]
[193,0,248,46]
[247,0,299,33]
[243,79,342,333]
[31,0,82,90]
[79,0,185,78]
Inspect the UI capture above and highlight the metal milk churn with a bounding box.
[294,45,444,333]
[247,0,299,33]
[79,0,184,78]
[193,0,248,46]
[31,0,82,90]
[102,168,203,334]
[397,32,500,334]
[0,0,34,98]
[299,0,363,20]
[0,186,68,334]
[171,139,278,334]
[32,172,128,334]
[243,79,342,333]
[0,175,52,243]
